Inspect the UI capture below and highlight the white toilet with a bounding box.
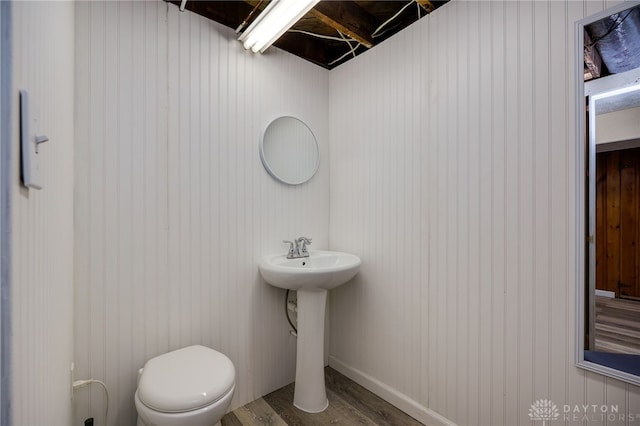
[134,345,235,426]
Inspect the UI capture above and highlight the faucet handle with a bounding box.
[296,237,312,255]
[283,240,295,256]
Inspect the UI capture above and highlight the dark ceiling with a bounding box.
[167,0,448,69]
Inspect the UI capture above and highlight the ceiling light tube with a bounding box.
[238,0,320,53]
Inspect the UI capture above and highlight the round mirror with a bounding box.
[260,116,319,185]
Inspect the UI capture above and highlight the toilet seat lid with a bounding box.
[138,345,235,413]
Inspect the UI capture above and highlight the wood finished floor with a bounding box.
[222,367,424,426]
[595,295,640,354]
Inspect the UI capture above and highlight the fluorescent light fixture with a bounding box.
[238,0,320,53]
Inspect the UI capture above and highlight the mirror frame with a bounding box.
[259,115,320,185]
[575,0,640,386]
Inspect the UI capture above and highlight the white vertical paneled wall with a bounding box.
[3,1,75,424]
[329,1,640,425]
[73,2,329,424]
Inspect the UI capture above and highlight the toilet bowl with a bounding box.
[134,345,235,426]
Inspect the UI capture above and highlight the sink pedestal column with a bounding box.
[293,289,328,413]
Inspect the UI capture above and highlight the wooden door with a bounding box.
[596,148,640,299]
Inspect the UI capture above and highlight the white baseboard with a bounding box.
[328,356,457,426]
[595,289,615,298]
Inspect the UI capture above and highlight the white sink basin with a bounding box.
[259,250,361,291]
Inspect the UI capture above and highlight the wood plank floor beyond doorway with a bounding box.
[221,367,425,426]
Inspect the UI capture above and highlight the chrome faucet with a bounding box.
[284,237,312,259]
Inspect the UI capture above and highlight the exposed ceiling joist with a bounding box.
[415,0,435,13]
[309,1,376,48]
[584,31,603,81]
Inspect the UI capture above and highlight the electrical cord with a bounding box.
[328,44,363,66]
[338,30,358,59]
[372,1,415,38]
[289,29,357,43]
[73,380,109,425]
[289,29,363,67]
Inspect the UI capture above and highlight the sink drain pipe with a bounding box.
[285,289,298,336]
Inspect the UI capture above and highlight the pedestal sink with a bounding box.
[259,250,361,413]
